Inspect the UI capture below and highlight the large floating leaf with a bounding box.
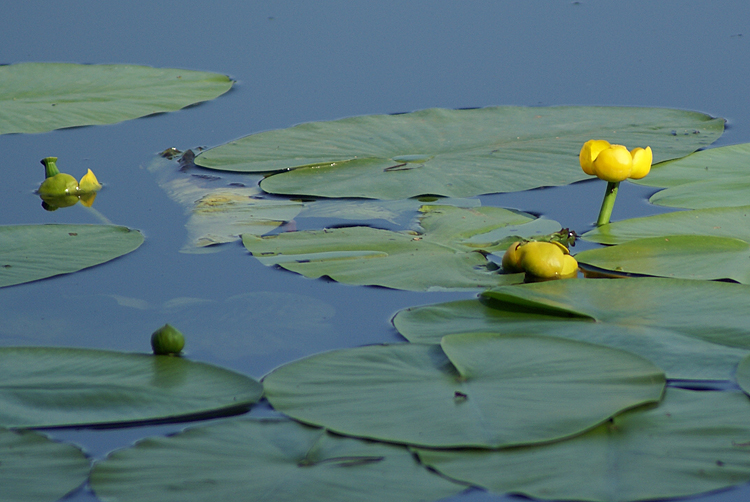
[649,176,750,209]
[243,205,562,291]
[416,388,750,502]
[576,235,750,283]
[0,63,233,134]
[90,418,464,502]
[194,106,722,199]
[263,336,664,448]
[392,278,750,380]
[0,224,144,288]
[734,353,750,395]
[0,428,90,502]
[0,347,263,428]
[583,206,750,245]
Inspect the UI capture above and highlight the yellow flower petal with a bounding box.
[78,169,102,193]
[579,139,611,175]
[592,145,632,182]
[629,146,653,180]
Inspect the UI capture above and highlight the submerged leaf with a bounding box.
[195,106,722,199]
[263,336,664,448]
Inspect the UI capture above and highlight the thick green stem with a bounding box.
[40,157,60,178]
[596,181,619,226]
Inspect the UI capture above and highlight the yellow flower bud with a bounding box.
[579,139,611,175]
[38,173,79,197]
[629,146,652,180]
[592,144,633,182]
[518,241,566,279]
[501,241,524,273]
[560,254,579,277]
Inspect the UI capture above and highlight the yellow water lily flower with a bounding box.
[78,168,102,193]
[579,141,652,182]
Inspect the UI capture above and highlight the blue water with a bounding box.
[2,2,750,501]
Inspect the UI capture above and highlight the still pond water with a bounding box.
[2,2,750,501]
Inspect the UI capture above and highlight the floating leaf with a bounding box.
[0,63,233,134]
[194,106,722,199]
[90,418,464,502]
[416,388,750,502]
[0,347,263,428]
[576,235,750,283]
[734,353,750,395]
[0,428,90,502]
[0,224,144,288]
[392,278,750,380]
[582,206,750,245]
[263,335,664,448]
[649,176,750,209]
[242,205,562,291]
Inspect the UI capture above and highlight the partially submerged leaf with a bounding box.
[0,63,233,134]
[90,418,464,502]
[0,428,90,502]
[195,106,722,199]
[0,347,263,428]
[242,205,562,290]
[263,336,664,448]
[576,235,750,283]
[0,224,144,288]
[416,388,750,502]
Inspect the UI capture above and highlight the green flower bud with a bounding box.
[151,324,185,355]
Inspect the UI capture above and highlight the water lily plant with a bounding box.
[579,140,652,226]
[38,157,102,211]
[501,229,579,280]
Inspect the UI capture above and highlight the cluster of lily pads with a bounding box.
[3,62,750,502]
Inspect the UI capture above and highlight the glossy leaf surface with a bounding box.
[263,336,664,448]
[0,347,263,428]
[416,388,750,502]
[0,428,89,502]
[195,106,722,199]
[90,418,464,502]
[243,205,561,291]
[0,63,233,134]
[0,224,144,288]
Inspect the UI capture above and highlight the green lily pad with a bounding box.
[194,106,722,199]
[392,278,750,380]
[90,418,464,502]
[416,388,750,502]
[242,205,564,291]
[583,205,750,245]
[263,335,664,448]
[0,224,144,288]
[637,141,750,183]
[734,353,750,395]
[649,176,750,210]
[0,347,263,428]
[1,428,90,502]
[0,63,233,134]
[576,235,750,283]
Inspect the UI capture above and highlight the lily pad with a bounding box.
[0,428,90,502]
[194,106,722,199]
[242,205,563,291]
[392,278,750,380]
[0,347,263,428]
[0,224,144,288]
[636,142,750,184]
[416,388,750,502]
[734,353,750,395]
[649,176,750,209]
[576,234,750,283]
[90,418,464,502]
[0,63,233,134]
[582,206,750,245]
[262,335,665,448]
